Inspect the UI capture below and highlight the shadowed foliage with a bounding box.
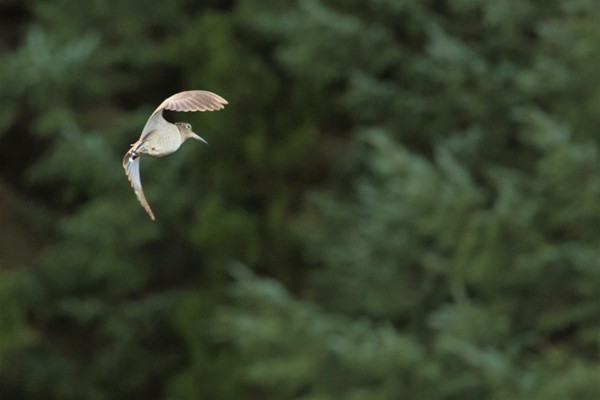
[1,1,599,399]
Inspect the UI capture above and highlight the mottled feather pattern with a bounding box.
[155,90,227,114]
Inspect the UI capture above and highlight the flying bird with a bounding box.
[123,90,227,220]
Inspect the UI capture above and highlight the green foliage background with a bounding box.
[0,0,599,399]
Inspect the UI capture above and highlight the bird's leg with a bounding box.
[127,148,140,161]
[129,140,148,159]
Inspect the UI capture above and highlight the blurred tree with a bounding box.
[1,0,600,399]
[0,0,323,399]
[212,1,600,399]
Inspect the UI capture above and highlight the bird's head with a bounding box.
[175,122,208,144]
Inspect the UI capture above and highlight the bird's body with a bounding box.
[123,90,227,220]
[130,123,184,157]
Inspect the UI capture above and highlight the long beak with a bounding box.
[190,132,208,145]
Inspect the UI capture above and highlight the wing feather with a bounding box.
[140,90,227,139]
[123,150,155,220]
[158,90,228,113]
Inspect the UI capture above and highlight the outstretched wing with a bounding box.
[155,90,227,113]
[123,149,155,220]
[140,90,228,139]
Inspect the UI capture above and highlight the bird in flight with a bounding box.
[123,90,227,220]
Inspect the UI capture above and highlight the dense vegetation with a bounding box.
[1,1,599,399]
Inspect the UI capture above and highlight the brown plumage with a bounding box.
[123,90,228,220]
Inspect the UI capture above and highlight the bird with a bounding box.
[123,90,227,220]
